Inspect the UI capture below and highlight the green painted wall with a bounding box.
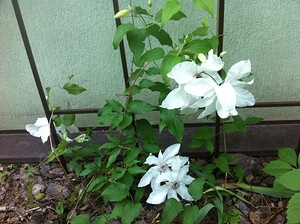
[0,1,299,130]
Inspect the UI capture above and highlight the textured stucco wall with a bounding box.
[0,0,299,130]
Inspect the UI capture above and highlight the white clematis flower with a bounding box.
[185,60,255,119]
[26,117,50,143]
[26,117,79,143]
[138,143,188,189]
[146,157,194,204]
[161,50,224,111]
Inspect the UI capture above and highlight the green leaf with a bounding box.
[136,119,157,143]
[192,26,209,36]
[93,215,110,224]
[262,160,293,177]
[87,176,106,192]
[70,214,90,224]
[127,28,147,59]
[107,148,121,167]
[146,67,160,76]
[117,115,133,130]
[161,0,181,27]
[160,198,182,224]
[62,114,75,126]
[188,177,205,200]
[127,100,156,115]
[142,143,161,153]
[101,183,128,202]
[155,9,186,22]
[63,82,87,95]
[160,108,184,142]
[140,47,165,63]
[245,116,263,125]
[134,6,150,16]
[113,23,135,49]
[193,0,215,18]
[147,23,173,47]
[160,54,182,83]
[111,201,142,224]
[182,205,199,224]
[214,156,230,173]
[278,148,298,167]
[196,203,215,223]
[110,167,127,181]
[106,99,123,114]
[139,79,166,92]
[287,193,300,224]
[124,148,141,166]
[128,165,146,175]
[278,169,300,191]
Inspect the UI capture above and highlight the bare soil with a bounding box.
[0,154,287,224]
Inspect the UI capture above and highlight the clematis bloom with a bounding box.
[185,60,255,119]
[25,117,50,143]
[138,143,188,189]
[146,157,194,204]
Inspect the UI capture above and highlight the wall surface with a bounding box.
[0,0,299,130]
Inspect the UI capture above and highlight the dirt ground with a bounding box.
[0,154,287,224]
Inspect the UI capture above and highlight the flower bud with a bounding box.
[114,9,130,19]
[148,0,153,8]
[198,53,206,63]
[184,55,190,60]
[220,51,227,57]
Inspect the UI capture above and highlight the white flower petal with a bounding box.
[167,189,180,201]
[25,117,50,143]
[197,102,217,119]
[190,94,216,109]
[146,184,171,204]
[145,155,159,165]
[201,49,224,72]
[176,183,194,201]
[161,86,196,110]
[168,61,201,85]
[138,167,159,187]
[184,78,216,97]
[215,83,237,119]
[225,60,251,83]
[162,143,181,162]
[234,87,255,107]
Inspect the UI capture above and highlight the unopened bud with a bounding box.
[114,9,130,19]
[198,53,206,63]
[184,55,190,60]
[148,0,153,8]
[220,51,227,57]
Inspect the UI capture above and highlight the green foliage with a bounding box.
[160,198,183,224]
[69,214,90,224]
[193,0,215,18]
[161,0,181,27]
[55,200,65,216]
[63,82,87,95]
[287,193,300,224]
[189,126,214,153]
[110,200,141,224]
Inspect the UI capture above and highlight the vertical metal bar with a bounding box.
[11,0,68,171]
[214,0,225,157]
[112,0,130,89]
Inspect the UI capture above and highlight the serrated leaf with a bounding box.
[188,177,205,200]
[277,169,300,191]
[182,205,199,224]
[160,198,182,224]
[70,214,90,224]
[262,160,293,177]
[193,0,214,18]
[63,82,86,95]
[111,201,141,224]
[113,23,135,49]
[140,47,165,63]
[278,148,298,167]
[127,100,156,115]
[160,54,182,84]
[101,183,128,202]
[287,193,300,224]
[161,0,181,27]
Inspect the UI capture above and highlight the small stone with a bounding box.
[32,184,46,196]
[235,201,250,217]
[46,183,69,198]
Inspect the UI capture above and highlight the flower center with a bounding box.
[172,181,180,189]
[159,164,169,173]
